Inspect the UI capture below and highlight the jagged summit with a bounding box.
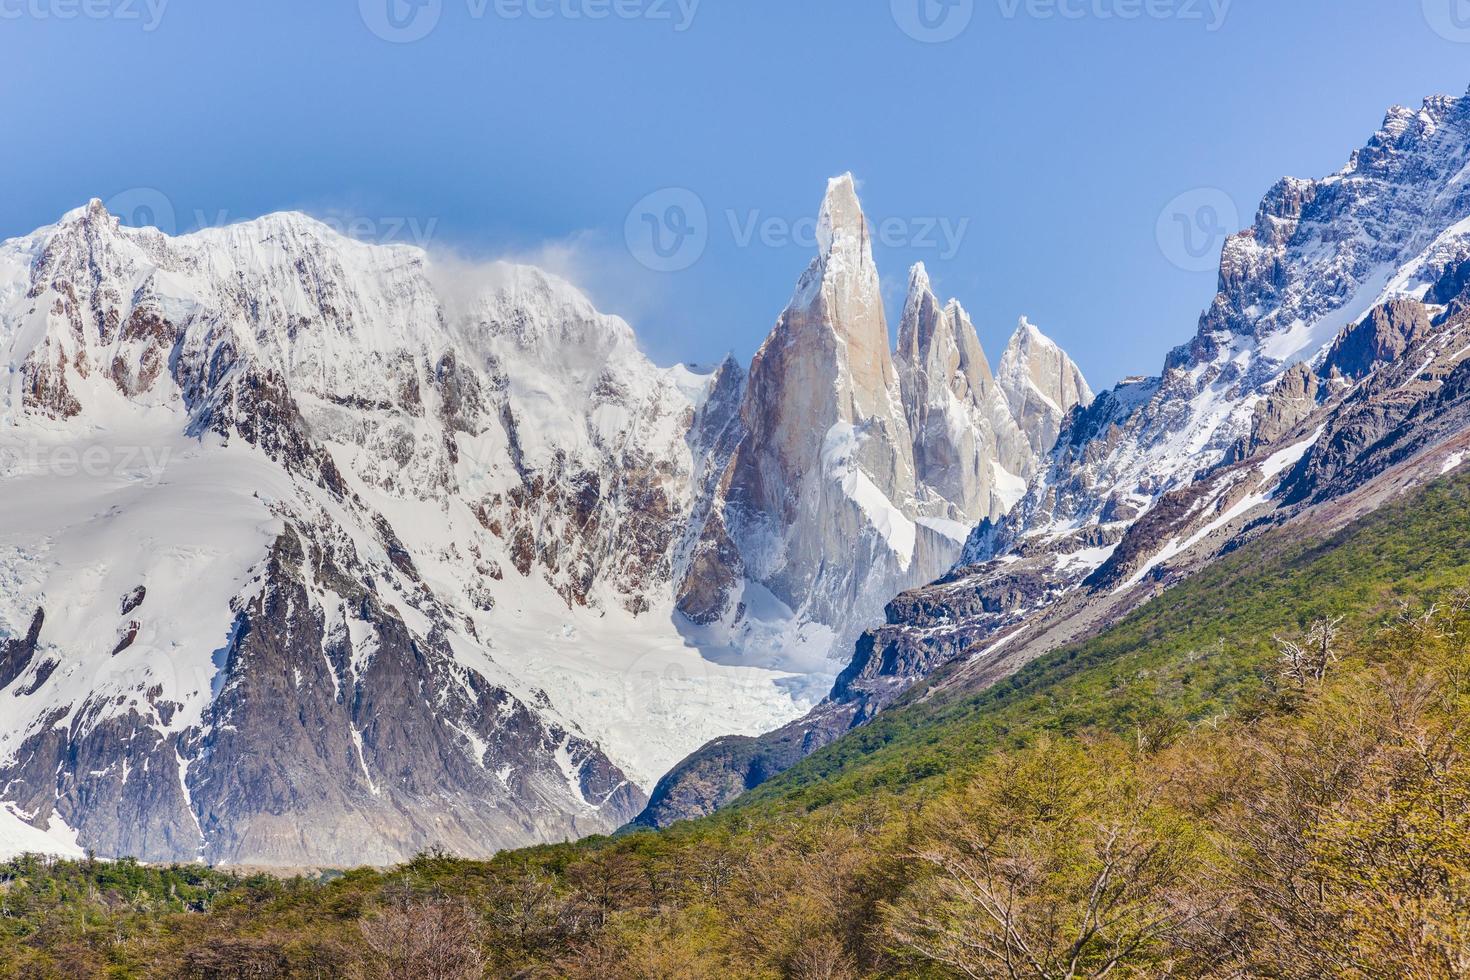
[711,175,922,664]
[815,172,867,260]
[53,198,375,248]
[61,198,110,223]
[1011,315,1052,347]
[680,179,1091,672]
[997,316,1094,458]
[896,263,1036,522]
[906,258,933,294]
[2,175,1094,863]
[785,175,893,418]
[636,88,1470,834]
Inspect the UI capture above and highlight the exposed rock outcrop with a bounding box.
[896,264,1034,522]
[677,178,1089,671]
[997,317,1094,458]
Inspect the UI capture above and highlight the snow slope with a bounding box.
[0,202,808,863]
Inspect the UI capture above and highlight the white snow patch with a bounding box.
[0,804,85,860]
[991,461,1029,511]
[823,422,916,568]
[917,517,972,545]
[1117,428,1323,593]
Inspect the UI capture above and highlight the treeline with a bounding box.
[4,596,1470,978]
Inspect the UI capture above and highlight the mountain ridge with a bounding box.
[631,85,1470,831]
[0,180,1082,865]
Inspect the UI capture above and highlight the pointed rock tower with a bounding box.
[675,178,1096,671]
[683,176,958,667]
[895,264,1034,521]
[997,317,1094,458]
[731,173,917,525]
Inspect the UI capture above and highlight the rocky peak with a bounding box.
[784,173,903,429]
[815,173,868,266]
[1321,299,1434,382]
[732,175,915,524]
[895,264,1034,521]
[997,317,1094,457]
[698,178,939,667]
[1177,90,1470,377]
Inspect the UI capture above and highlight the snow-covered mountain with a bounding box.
[674,175,1088,673]
[0,204,798,865]
[633,87,1470,830]
[0,181,1078,864]
[896,264,1036,523]
[982,90,1470,564]
[996,316,1094,461]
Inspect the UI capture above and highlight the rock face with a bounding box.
[896,264,1035,522]
[720,174,924,642]
[1320,298,1434,382]
[632,87,1470,831]
[675,176,1088,674]
[997,317,1094,458]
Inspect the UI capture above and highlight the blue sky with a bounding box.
[3,0,1469,389]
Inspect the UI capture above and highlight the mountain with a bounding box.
[996,316,1094,459]
[671,174,1080,676]
[632,87,1470,830]
[895,264,1037,523]
[0,180,1079,865]
[12,87,1470,979]
[0,204,798,865]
